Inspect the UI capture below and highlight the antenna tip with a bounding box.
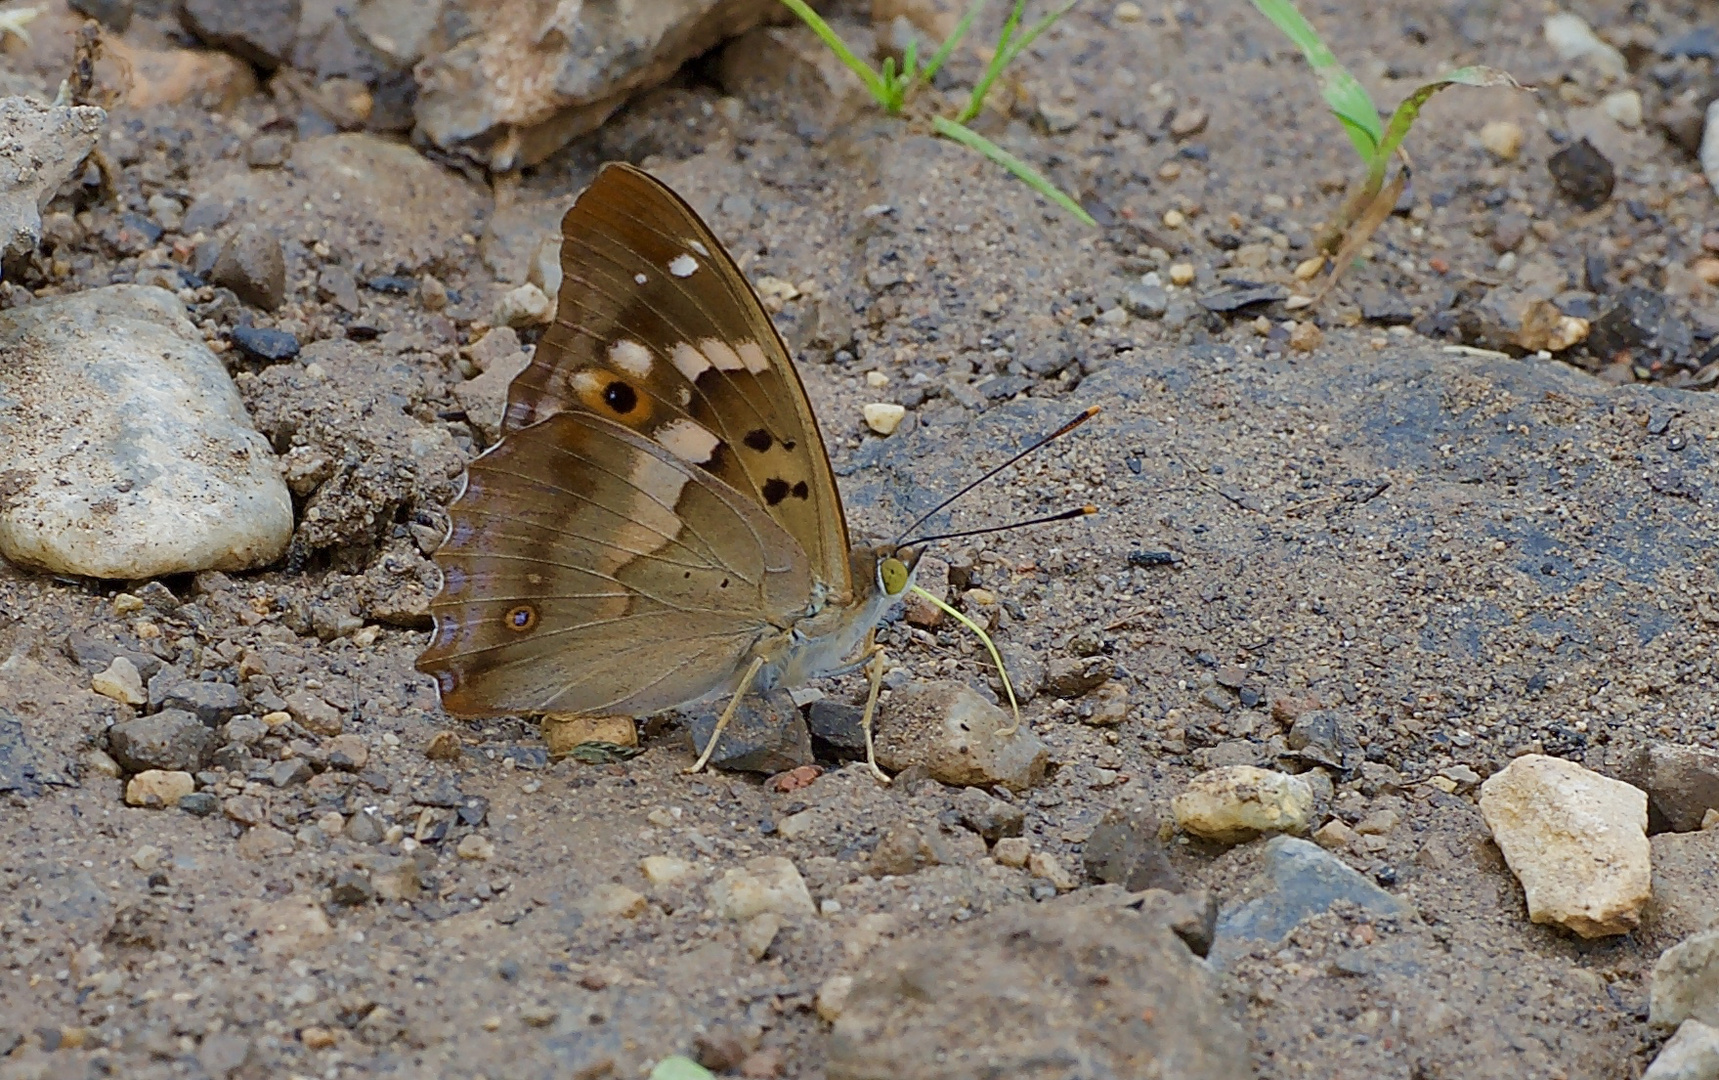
[1081,504,1097,515]
[1082,405,1101,418]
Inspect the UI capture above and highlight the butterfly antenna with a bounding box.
[892,405,1100,548]
[901,505,1095,549]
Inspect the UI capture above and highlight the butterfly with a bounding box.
[415,162,927,779]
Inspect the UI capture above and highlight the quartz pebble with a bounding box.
[711,857,815,920]
[1479,120,1524,161]
[863,402,906,436]
[125,769,195,808]
[1173,765,1315,844]
[92,657,146,705]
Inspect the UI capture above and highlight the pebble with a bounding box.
[0,286,293,577]
[1168,262,1195,285]
[741,911,782,960]
[1653,929,1719,1029]
[874,681,1050,792]
[323,733,369,772]
[344,809,384,844]
[1618,743,1719,834]
[1293,256,1325,281]
[300,1026,338,1050]
[1080,680,1131,725]
[1643,1020,1719,1080]
[124,769,195,808]
[863,402,906,436]
[641,855,694,886]
[424,730,463,760]
[1543,12,1627,79]
[953,786,1025,840]
[456,833,495,861]
[685,688,813,774]
[993,837,1031,867]
[1083,804,1179,891]
[1045,655,1113,697]
[1028,851,1076,891]
[284,691,344,736]
[901,555,950,627]
[1168,107,1208,139]
[710,856,816,921]
[1602,89,1642,128]
[1209,836,1412,968]
[1313,818,1358,851]
[229,325,300,362]
[178,791,218,816]
[1479,754,1650,937]
[1172,765,1315,844]
[578,883,647,919]
[107,709,214,773]
[317,265,361,313]
[0,97,106,262]
[1288,321,1323,352]
[92,657,146,705]
[1122,282,1168,318]
[817,975,855,1021]
[495,283,552,326]
[1702,102,1719,195]
[211,224,287,311]
[1548,137,1615,211]
[1479,119,1524,161]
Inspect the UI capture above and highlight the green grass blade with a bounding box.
[931,115,1097,226]
[777,0,891,107]
[922,0,986,82]
[959,0,1027,122]
[1377,66,1524,163]
[1248,0,1381,163]
[996,0,1076,73]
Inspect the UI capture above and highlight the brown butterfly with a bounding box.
[416,162,923,778]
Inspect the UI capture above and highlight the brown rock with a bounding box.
[211,224,287,311]
[237,824,295,859]
[1084,804,1180,892]
[180,0,300,68]
[124,769,195,808]
[875,681,1049,792]
[1044,655,1114,697]
[1616,742,1719,834]
[424,730,463,761]
[284,691,344,736]
[901,555,950,628]
[324,734,369,772]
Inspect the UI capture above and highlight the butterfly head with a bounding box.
[878,544,923,598]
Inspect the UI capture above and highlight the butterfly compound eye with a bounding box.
[880,557,910,596]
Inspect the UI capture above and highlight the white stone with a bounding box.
[494,282,552,326]
[0,286,292,578]
[1543,13,1627,80]
[0,97,105,260]
[1653,929,1719,1030]
[91,656,145,705]
[1644,1020,1719,1080]
[641,855,694,886]
[1602,90,1643,129]
[816,974,855,1021]
[1172,765,1315,844]
[710,856,816,921]
[1478,120,1524,162]
[1479,754,1650,938]
[1701,101,1719,199]
[741,911,781,960]
[863,402,906,436]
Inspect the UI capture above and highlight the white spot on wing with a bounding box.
[669,254,698,278]
[657,419,721,464]
[570,370,603,396]
[699,338,746,371]
[672,342,711,381]
[634,272,648,285]
[609,339,653,377]
[737,341,769,373]
[688,240,710,257]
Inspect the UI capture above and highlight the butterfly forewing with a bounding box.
[416,411,813,716]
[504,163,853,599]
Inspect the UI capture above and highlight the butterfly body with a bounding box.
[416,162,916,771]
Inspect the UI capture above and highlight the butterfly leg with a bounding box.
[685,656,766,775]
[858,641,892,784]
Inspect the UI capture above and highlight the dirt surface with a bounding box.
[3,0,1719,1077]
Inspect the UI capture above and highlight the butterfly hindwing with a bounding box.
[503,163,853,600]
[416,410,813,716]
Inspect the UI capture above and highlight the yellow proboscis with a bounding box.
[908,585,1022,736]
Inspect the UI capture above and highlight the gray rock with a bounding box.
[177,791,219,817]
[1084,803,1181,892]
[1649,830,1719,944]
[1122,282,1169,319]
[1044,655,1114,697]
[108,710,216,773]
[1644,1020,1719,1080]
[414,0,782,169]
[0,708,44,798]
[220,715,268,748]
[149,671,244,727]
[0,97,106,261]
[827,902,1252,1079]
[952,786,1025,840]
[807,699,867,758]
[179,0,300,69]
[1210,836,1412,969]
[317,264,362,313]
[875,681,1049,792]
[211,224,287,311]
[1617,743,1719,834]
[992,641,1044,704]
[269,758,314,788]
[0,286,293,578]
[685,688,814,774]
[1653,929,1719,1029]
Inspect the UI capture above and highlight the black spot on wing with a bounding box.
[791,481,809,499]
[763,478,790,505]
[744,428,772,452]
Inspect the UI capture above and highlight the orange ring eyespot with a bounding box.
[504,604,540,633]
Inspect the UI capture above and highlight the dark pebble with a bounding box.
[331,869,376,905]
[1358,287,1415,325]
[1548,138,1615,211]
[1660,25,1719,59]
[366,275,417,294]
[69,0,132,31]
[121,213,164,244]
[1197,284,1287,313]
[1588,287,1692,363]
[1127,549,1176,568]
[230,325,300,362]
[177,791,218,817]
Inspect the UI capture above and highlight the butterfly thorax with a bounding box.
[747,542,916,694]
